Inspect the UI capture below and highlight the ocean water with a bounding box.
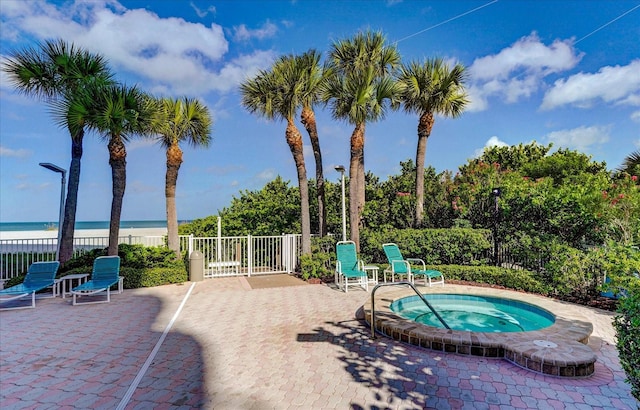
[0,220,168,232]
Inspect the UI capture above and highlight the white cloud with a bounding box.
[541,60,640,110]
[0,1,275,96]
[465,85,488,112]
[190,2,216,18]
[232,21,278,42]
[0,145,31,158]
[126,138,157,151]
[466,32,582,112]
[256,168,276,181]
[472,136,509,158]
[545,125,610,151]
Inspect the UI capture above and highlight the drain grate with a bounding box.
[533,339,558,348]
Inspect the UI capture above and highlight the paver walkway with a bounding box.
[1,278,637,409]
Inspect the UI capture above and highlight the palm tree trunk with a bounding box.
[59,130,83,264]
[166,143,182,258]
[286,120,311,255]
[358,125,365,231]
[415,111,434,227]
[107,136,127,256]
[349,122,365,250]
[300,106,326,237]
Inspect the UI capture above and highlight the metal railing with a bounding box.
[0,235,170,281]
[370,281,450,339]
[185,234,300,277]
[0,234,301,281]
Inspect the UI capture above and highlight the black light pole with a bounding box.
[491,187,501,266]
[40,162,67,260]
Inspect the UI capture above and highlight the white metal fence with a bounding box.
[186,234,300,277]
[0,234,301,281]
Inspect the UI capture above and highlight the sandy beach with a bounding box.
[0,227,168,241]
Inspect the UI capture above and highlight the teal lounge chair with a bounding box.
[382,243,444,287]
[71,256,123,305]
[335,241,368,293]
[0,261,60,310]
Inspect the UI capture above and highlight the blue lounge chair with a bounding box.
[382,243,444,287]
[0,261,60,310]
[71,256,123,305]
[335,241,368,293]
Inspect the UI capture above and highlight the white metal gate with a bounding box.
[187,234,300,278]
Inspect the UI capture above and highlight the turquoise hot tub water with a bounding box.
[390,294,555,332]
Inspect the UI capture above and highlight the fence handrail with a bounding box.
[0,234,302,281]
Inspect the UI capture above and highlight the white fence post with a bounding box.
[283,234,290,273]
[247,235,252,277]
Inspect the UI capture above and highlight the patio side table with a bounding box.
[55,273,89,299]
[363,265,379,286]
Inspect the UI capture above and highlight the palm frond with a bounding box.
[618,150,640,174]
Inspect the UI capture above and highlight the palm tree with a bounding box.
[397,58,468,227]
[283,50,327,237]
[153,97,212,257]
[240,63,312,255]
[85,84,155,256]
[618,150,640,177]
[3,39,113,264]
[294,50,328,237]
[322,31,401,248]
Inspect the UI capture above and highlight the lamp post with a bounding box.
[334,165,347,242]
[491,187,501,266]
[40,163,66,260]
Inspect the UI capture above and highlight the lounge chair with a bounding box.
[382,243,444,287]
[335,241,368,293]
[71,256,123,305]
[0,261,60,310]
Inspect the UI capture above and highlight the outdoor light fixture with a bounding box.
[39,162,67,260]
[491,187,502,197]
[334,165,347,241]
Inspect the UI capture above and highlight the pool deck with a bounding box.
[1,278,638,409]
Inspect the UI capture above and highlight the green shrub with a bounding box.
[300,236,336,281]
[544,242,640,299]
[544,244,597,298]
[594,242,640,294]
[361,228,492,265]
[427,264,548,294]
[3,275,25,288]
[125,266,187,288]
[58,244,187,289]
[613,286,640,402]
[59,248,107,273]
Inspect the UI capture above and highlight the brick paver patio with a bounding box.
[1,277,638,409]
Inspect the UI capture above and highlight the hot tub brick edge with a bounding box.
[365,288,597,378]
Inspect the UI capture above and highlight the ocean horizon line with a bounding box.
[0,220,190,232]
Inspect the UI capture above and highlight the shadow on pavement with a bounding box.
[0,289,205,408]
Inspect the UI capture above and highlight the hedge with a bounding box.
[361,228,492,266]
[613,285,640,402]
[426,265,548,294]
[55,244,188,289]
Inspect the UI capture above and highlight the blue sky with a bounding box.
[1,0,639,223]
